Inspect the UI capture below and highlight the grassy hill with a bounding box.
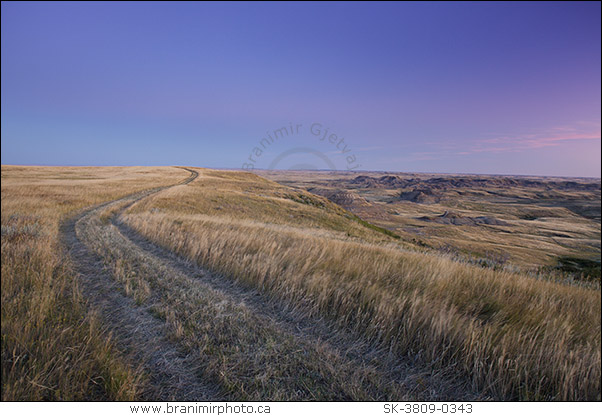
[122,169,601,400]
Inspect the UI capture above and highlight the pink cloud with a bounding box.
[461,125,601,155]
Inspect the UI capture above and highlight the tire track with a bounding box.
[112,218,479,401]
[62,166,479,400]
[60,168,220,400]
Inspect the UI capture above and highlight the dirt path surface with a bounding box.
[61,167,479,401]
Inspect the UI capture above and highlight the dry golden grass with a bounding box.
[3,166,600,401]
[83,201,425,400]
[1,165,189,400]
[124,169,601,400]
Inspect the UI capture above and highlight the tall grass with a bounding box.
[124,171,601,401]
[1,214,141,400]
[1,166,187,400]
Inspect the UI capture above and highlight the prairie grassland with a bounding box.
[1,166,189,400]
[3,166,600,401]
[83,201,428,400]
[124,169,601,400]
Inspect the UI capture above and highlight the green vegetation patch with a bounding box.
[556,256,601,282]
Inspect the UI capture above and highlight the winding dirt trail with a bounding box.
[60,169,219,400]
[61,167,478,401]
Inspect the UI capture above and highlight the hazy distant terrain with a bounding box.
[2,166,601,401]
[259,170,601,283]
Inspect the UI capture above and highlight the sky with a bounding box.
[1,1,600,177]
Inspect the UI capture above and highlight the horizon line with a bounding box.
[1,164,600,180]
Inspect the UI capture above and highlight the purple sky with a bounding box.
[1,2,600,177]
